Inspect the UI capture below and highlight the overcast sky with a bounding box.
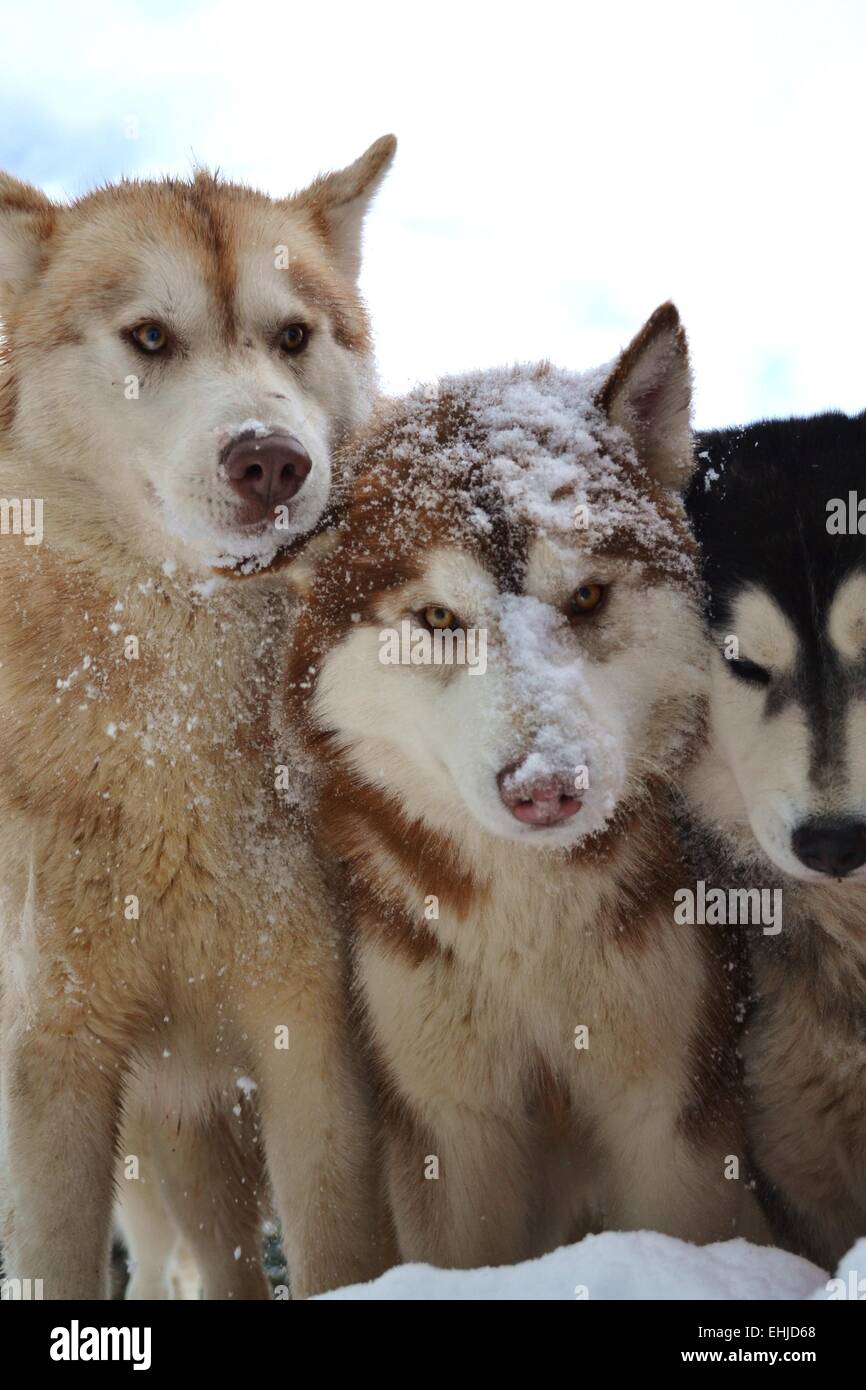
[2,0,864,428]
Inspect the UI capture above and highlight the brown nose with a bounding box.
[222,432,312,524]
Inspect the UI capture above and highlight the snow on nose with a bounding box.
[497,760,582,826]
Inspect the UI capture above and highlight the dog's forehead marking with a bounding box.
[47,192,235,339]
[827,571,866,662]
[348,363,696,600]
[182,176,237,342]
[729,587,799,672]
[46,179,367,353]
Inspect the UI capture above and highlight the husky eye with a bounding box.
[727,655,771,687]
[278,323,310,355]
[129,322,169,354]
[421,605,460,631]
[567,583,605,618]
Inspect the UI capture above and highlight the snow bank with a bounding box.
[811,1237,866,1300]
[318,1230,848,1301]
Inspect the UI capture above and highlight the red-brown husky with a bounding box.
[286,305,762,1266]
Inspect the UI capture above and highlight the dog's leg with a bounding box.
[746,1010,866,1266]
[1,1030,122,1299]
[249,987,392,1298]
[594,1078,741,1243]
[142,1108,271,1301]
[385,1099,533,1268]
[117,1100,193,1300]
[359,943,532,1269]
[749,1096,865,1266]
[117,1177,185,1300]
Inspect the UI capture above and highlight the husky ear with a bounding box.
[0,173,56,303]
[294,134,397,281]
[597,301,694,489]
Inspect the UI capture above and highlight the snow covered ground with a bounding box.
[319,1232,866,1301]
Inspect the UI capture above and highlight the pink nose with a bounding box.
[497,764,582,827]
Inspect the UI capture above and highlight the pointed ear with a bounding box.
[294,134,397,281]
[597,301,694,488]
[0,173,56,303]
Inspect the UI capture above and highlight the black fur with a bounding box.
[686,411,866,780]
[686,409,866,629]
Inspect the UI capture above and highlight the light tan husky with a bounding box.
[0,136,396,1299]
[286,305,759,1265]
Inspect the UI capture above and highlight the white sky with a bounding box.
[2,0,865,427]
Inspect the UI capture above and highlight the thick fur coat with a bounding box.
[0,137,396,1299]
[686,412,866,1268]
[286,306,762,1266]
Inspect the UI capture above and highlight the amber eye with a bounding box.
[279,323,310,354]
[568,583,605,617]
[421,605,460,631]
[130,322,168,354]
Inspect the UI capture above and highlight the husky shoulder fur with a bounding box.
[685,409,866,1268]
[0,137,396,1299]
[287,304,762,1265]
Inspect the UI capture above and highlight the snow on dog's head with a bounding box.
[0,137,395,575]
[289,303,707,850]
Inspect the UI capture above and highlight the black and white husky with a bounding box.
[684,409,866,1268]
